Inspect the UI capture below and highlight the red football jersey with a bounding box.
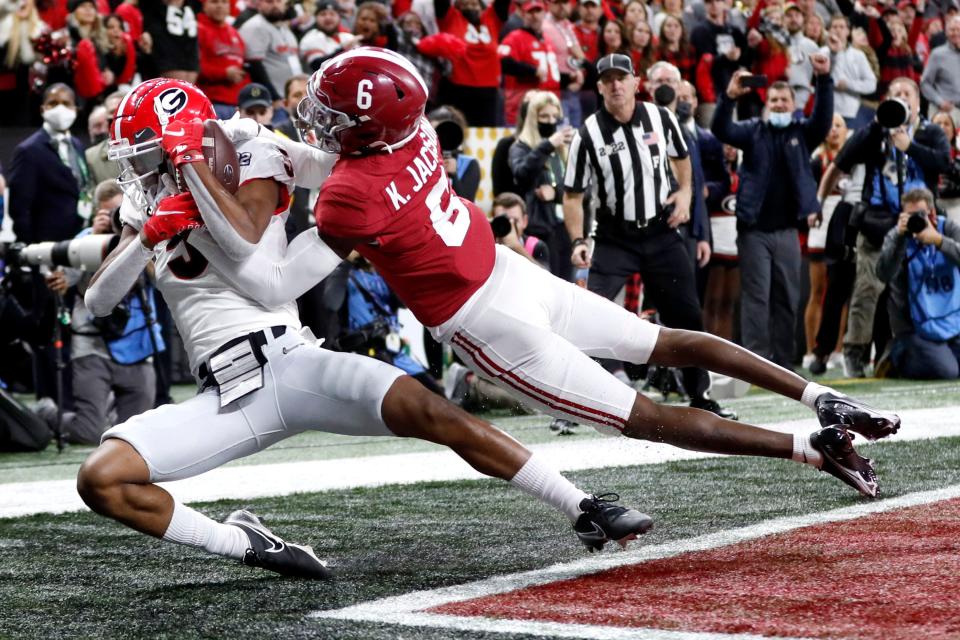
[499,28,561,124]
[573,24,600,62]
[437,6,502,88]
[315,121,496,327]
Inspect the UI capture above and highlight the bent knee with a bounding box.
[76,439,150,512]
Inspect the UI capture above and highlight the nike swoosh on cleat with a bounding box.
[245,527,287,554]
[577,521,607,541]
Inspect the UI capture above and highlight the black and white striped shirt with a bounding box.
[564,101,688,234]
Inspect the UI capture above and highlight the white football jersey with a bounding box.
[124,136,301,373]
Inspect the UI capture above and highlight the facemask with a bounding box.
[92,132,109,145]
[676,100,693,123]
[653,84,676,107]
[461,8,481,24]
[538,122,557,138]
[767,111,792,128]
[43,104,77,132]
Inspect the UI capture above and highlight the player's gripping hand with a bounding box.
[141,193,204,248]
[161,118,205,167]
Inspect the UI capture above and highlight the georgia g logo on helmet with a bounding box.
[154,87,189,126]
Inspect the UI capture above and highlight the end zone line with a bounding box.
[310,484,960,639]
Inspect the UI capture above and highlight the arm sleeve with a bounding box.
[562,128,594,194]
[7,146,36,242]
[845,49,878,95]
[508,140,551,188]
[73,39,105,99]
[920,53,945,107]
[710,94,754,148]
[906,125,952,176]
[188,227,343,307]
[875,226,907,283]
[84,237,153,317]
[181,164,259,261]
[804,74,835,150]
[941,218,960,267]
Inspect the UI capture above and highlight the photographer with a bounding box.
[491,192,550,269]
[711,54,833,369]
[876,187,960,379]
[428,105,480,202]
[335,254,444,396]
[44,181,161,444]
[819,77,951,376]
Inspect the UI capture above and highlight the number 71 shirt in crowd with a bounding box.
[314,120,496,328]
[498,28,561,125]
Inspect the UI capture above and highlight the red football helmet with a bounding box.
[108,78,216,212]
[298,47,429,154]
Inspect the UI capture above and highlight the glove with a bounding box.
[219,112,263,144]
[161,119,205,167]
[142,193,204,246]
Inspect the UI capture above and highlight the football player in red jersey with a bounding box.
[498,0,563,126]
[217,49,898,499]
[217,47,899,499]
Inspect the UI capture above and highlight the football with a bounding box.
[201,119,240,194]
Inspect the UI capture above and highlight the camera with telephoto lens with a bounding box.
[490,214,513,239]
[906,211,929,234]
[876,98,910,129]
[10,234,119,272]
[435,119,464,160]
[333,317,392,353]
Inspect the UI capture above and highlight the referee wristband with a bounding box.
[571,238,588,249]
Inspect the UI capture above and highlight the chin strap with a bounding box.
[180,163,258,262]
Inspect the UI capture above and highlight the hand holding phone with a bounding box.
[740,74,769,89]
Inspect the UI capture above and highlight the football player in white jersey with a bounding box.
[77,78,652,580]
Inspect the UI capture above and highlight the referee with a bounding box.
[562,53,736,419]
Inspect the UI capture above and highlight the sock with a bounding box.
[792,432,824,468]
[162,501,249,559]
[509,454,590,522]
[800,382,833,409]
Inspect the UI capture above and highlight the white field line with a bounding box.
[311,484,960,640]
[1,406,958,519]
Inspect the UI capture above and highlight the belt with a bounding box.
[197,325,287,389]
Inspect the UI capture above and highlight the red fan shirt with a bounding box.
[437,5,503,88]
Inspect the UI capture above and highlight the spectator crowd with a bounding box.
[2,0,960,447]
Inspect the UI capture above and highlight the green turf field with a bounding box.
[0,377,958,639]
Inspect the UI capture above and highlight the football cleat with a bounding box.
[225,510,331,579]
[815,391,901,440]
[573,493,654,552]
[549,418,578,436]
[810,426,879,498]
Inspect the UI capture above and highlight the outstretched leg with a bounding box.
[651,328,900,440]
[380,375,653,548]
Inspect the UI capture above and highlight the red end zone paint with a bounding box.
[431,499,960,639]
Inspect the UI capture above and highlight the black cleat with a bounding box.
[810,427,879,498]
[225,510,331,579]
[815,391,900,440]
[573,493,654,552]
[549,418,578,435]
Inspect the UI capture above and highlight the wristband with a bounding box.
[571,238,588,249]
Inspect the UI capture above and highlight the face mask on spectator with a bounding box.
[461,9,481,24]
[538,121,557,138]
[92,132,109,144]
[43,104,77,132]
[676,100,693,123]
[767,111,792,128]
[653,84,675,107]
